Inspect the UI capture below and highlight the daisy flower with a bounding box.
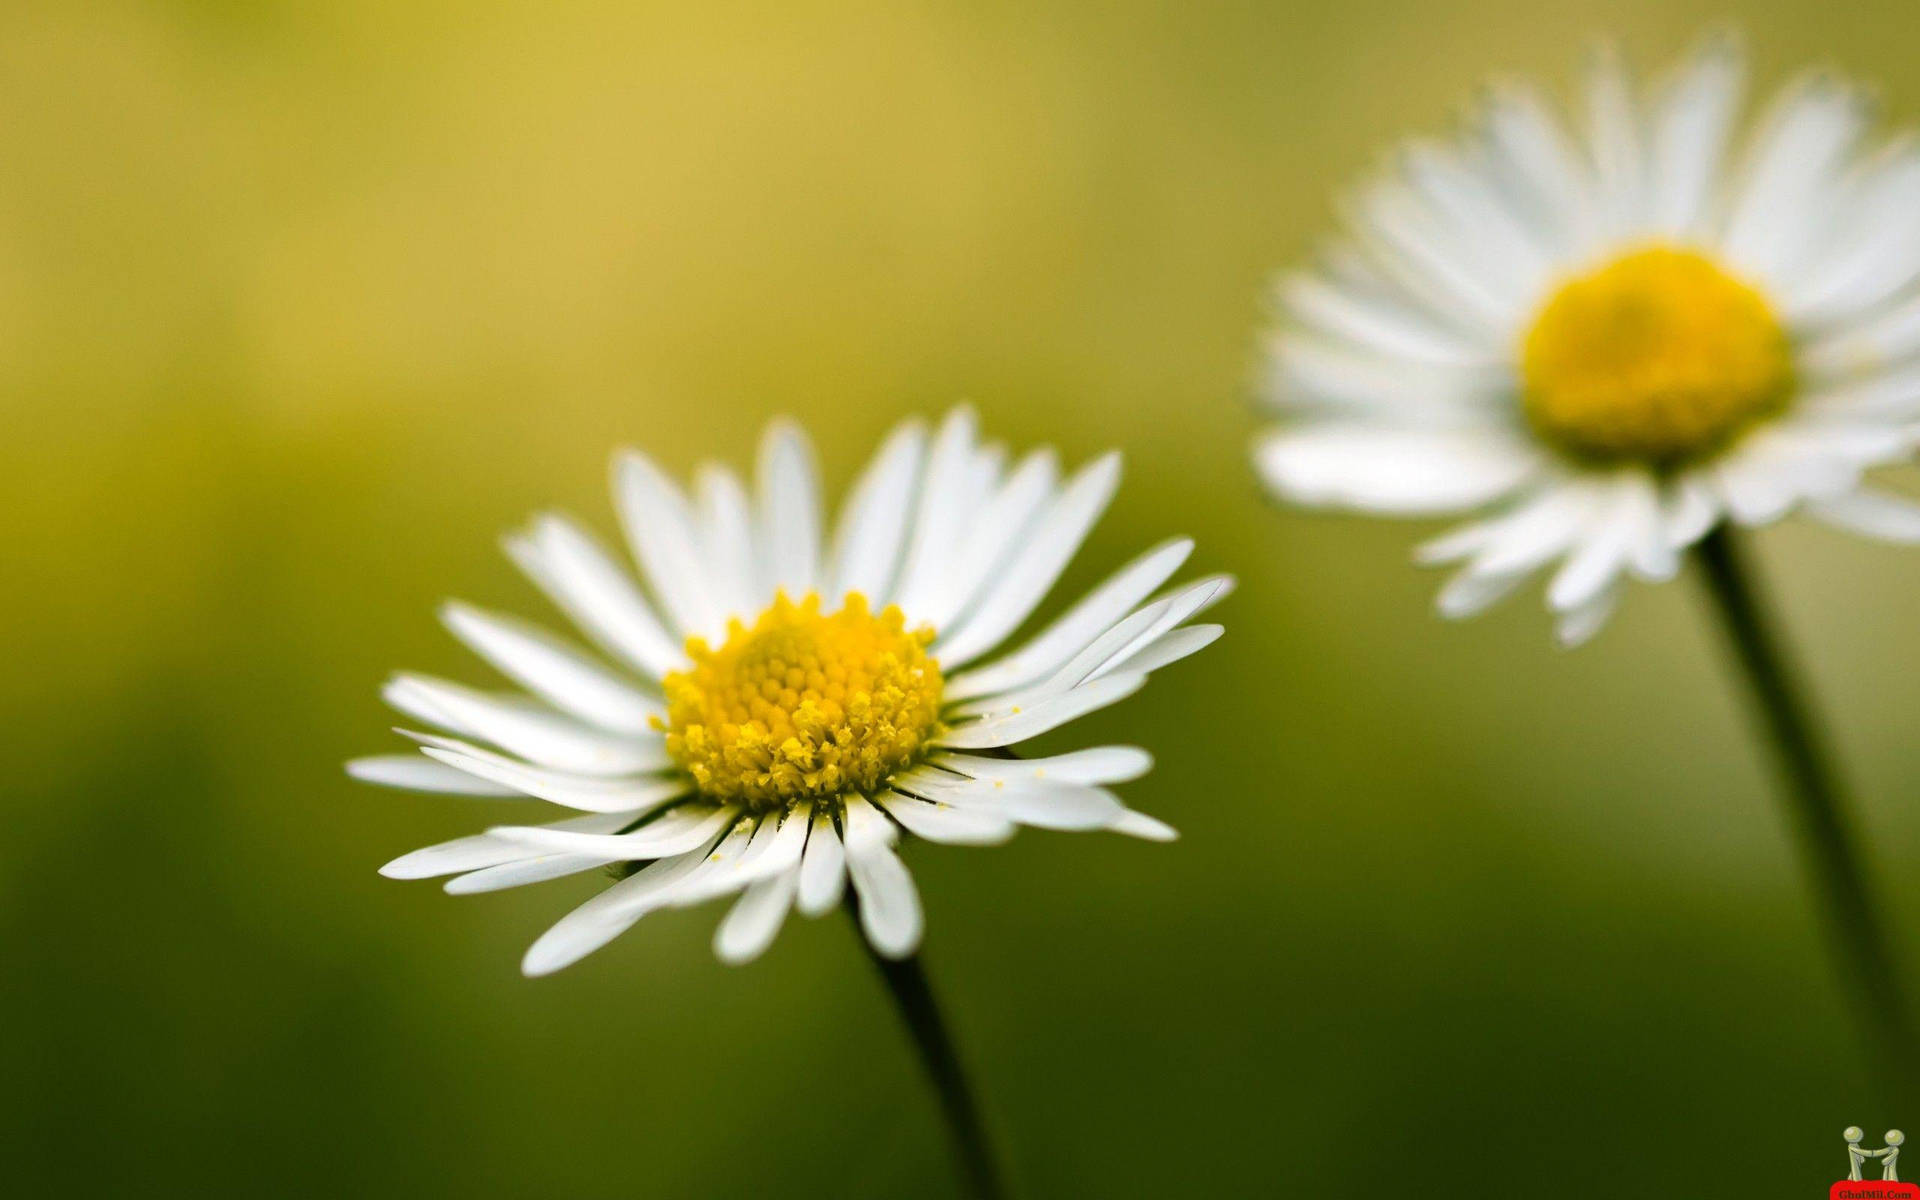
[1255,33,1920,644]
[350,407,1228,975]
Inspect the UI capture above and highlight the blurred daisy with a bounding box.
[351,408,1228,975]
[1256,33,1920,643]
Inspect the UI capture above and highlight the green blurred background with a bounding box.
[8,0,1920,1194]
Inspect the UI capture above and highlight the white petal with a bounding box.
[1583,43,1644,239]
[1343,179,1525,332]
[1555,584,1620,648]
[519,839,726,976]
[1808,489,1920,543]
[919,447,1058,631]
[441,601,662,734]
[713,870,800,965]
[932,746,1153,787]
[965,576,1227,714]
[1265,333,1513,423]
[445,854,612,894]
[1646,31,1744,238]
[489,803,738,861]
[1278,267,1494,366]
[385,674,665,776]
[932,452,1121,669]
[1799,290,1920,380]
[1109,809,1179,842]
[695,464,759,625]
[899,768,1125,831]
[1392,141,1553,311]
[1663,475,1721,549]
[1712,431,1832,525]
[845,840,923,960]
[505,514,685,681]
[795,808,847,917]
[892,407,982,620]
[671,807,812,907]
[1786,143,1920,325]
[1435,566,1528,620]
[1047,576,1232,692]
[1455,482,1602,579]
[1254,425,1538,515]
[346,755,518,796]
[945,538,1192,702]
[1108,623,1223,676]
[415,740,682,813]
[1475,80,1598,260]
[380,811,635,880]
[1545,474,1658,612]
[936,672,1147,750]
[613,448,721,639]
[840,795,900,856]
[757,419,823,599]
[1718,74,1871,289]
[878,793,1016,845]
[827,418,927,603]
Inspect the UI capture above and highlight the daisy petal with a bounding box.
[1109,809,1179,842]
[757,419,823,599]
[445,854,613,894]
[519,839,728,977]
[1808,489,1920,543]
[346,755,519,796]
[385,674,665,776]
[381,811,636,880]
[489,804,738,861]
[1647,30,1744,238]
[936,672,1148,750]
[714,871,800,965]
[441,601,662,734]
[795,809,848,918]
[415,741,683,813]
[933,452,1122,669]
[879,793,1017,845]
[614,448,721,639]
[505,514,685,681]
[845,840,923,960]
[945,537,1192,702]
[932,746,1153,787]
[696,464,759,624]
[1555,584,1620,649]
[828,418,927,603]
[921,447,1058,631]
[1254,425,1538,515]
[893,407,983,621]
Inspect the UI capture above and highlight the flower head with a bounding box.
[351,409,1228,973]
[1256,33,1920,644]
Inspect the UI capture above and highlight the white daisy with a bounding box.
[1255,33,1920,644]
[351,407,1228,974]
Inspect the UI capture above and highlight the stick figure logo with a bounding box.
[1849,1128,1906,1182]
[1835,1128,1918,1200]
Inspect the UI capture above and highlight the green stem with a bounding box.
[847,898,1007,1199]
[1694,526,1917,1102]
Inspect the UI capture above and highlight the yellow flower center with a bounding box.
[659,592,943,810]
[1520,246,1793,465]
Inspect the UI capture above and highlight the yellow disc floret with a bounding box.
[659,592,943,809]
[1521,246,1794,465]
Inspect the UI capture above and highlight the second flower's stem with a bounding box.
[847,897,1007,1200]
[1694,526,1917,1102]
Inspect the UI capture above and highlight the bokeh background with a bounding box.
[8,0,1920,1194]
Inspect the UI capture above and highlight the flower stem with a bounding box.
[1694,526,1917,1100]
[847,898,1007,1200]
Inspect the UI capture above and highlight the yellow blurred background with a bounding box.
[7,0,1920,1194]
